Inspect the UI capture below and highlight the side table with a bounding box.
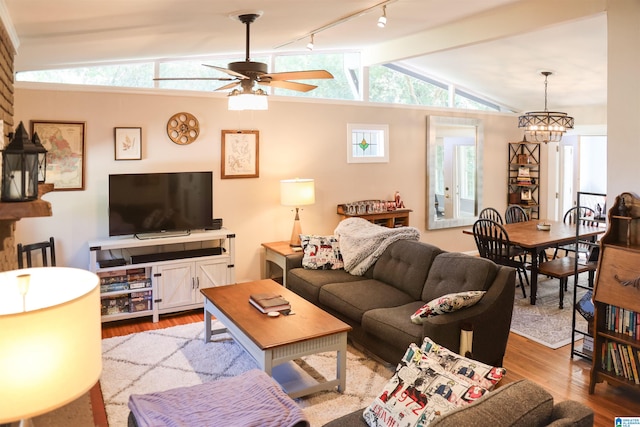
[261,241,301,288]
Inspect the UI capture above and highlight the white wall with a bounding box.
[11,84,534,281]
[607,0,640,201]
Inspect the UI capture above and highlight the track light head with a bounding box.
[306,34,314,51]
[377,6,387,28]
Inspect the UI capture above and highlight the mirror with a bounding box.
[426,116,484,230]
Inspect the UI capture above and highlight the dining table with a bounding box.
[463,219,606,305]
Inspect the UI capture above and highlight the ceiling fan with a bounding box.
[154,12,334,94]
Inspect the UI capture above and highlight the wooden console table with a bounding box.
[337,204,412,228]
[0,183,54,271]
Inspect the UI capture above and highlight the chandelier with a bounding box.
[518,71,574,143]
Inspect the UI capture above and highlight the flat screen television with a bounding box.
[108,171,213,237]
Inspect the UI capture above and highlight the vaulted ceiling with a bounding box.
[2,0,607,112]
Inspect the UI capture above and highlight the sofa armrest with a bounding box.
[287,252,304,270]
[547,401,594,427]
[421,266,516,366]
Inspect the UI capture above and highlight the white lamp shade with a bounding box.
[0,267,102,423]
[280,178,315,206]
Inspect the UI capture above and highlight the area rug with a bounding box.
[510,273,590,349]
[101,321,394,426]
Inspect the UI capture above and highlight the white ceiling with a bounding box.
[2,0,607,112]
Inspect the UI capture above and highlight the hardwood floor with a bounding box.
[97,310,640,427]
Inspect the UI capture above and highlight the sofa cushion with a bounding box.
[361,301,425,352]
[410,290,486,324]
[300,234,344,270]
[372,240,444,301]
[319,280,415,323]
[429,379,554,427]
[287,268,362,304]
[422,253,499,303]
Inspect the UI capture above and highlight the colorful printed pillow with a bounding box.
[362,343,491,427]
[300,235,344,270]
[410,290,486,324]
[418,337,507,390]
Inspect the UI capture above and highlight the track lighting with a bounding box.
[306,34,314,51]
[377,5,387,28]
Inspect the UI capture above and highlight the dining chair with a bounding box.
[17,237,56,268]
[472,219,528,298]
[538,244,599,308]
[552,206,599,259]
[504,205,529,224]
[479,207,503,224]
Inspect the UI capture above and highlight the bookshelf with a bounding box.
[507,140,540,220]
[589,192,640,393]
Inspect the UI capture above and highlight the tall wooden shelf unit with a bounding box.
[589,192,640,394]
[507,140,540,220]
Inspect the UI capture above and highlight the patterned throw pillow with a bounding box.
[362,343,492,427]
[410,290,486,324]
[300,235,344,270]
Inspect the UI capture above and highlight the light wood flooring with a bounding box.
[95,310,640,427]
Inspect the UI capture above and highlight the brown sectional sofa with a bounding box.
[286,239,516,367]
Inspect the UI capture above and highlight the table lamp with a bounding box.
[280,178,315,247]
[0,267,101,426]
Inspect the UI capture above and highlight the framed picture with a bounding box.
[521,188,532,201]
[347,123,389,163]
[30,120,86,191]
[114,127,142,160]
[221,130,259,179]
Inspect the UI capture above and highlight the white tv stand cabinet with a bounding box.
[89,229,235,323]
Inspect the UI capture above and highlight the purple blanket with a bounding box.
[128,369,310,427]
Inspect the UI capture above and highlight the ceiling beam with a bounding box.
[361,0,607,66]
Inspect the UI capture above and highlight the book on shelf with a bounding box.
[249,292,291,313]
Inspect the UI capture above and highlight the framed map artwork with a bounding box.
[31,120,86,190]
[221,130,259,179]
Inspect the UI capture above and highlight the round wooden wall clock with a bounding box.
[167,112,199,145]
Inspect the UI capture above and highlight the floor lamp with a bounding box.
[280,178,315,247]
[0,267,102,427]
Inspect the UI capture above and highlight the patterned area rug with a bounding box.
[510,273,590,349]
[101,322,394,426]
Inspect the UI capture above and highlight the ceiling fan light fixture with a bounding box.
[228,88,268,111]
[378,6,387,28]
[518,71,574,143]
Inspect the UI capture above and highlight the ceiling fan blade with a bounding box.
[263,70,334,81]
[259,80,318,92]
[154,77,235,81]
[203,64,249,80]
[214,81,241,91]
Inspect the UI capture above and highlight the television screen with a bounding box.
[109,172,213,237]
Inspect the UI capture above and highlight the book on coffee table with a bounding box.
[249,292,291,313]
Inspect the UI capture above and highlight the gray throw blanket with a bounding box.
[335,217,421,275]
[128,369,309,427]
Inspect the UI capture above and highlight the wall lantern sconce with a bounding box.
[1,122,39,202]
[32,132,47,183]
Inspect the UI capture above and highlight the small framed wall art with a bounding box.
[221,130,259,179]
[114,127,142,160]
[30,120,86,191]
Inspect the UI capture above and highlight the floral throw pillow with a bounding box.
[300,235,344,270]
[410,290,486,324]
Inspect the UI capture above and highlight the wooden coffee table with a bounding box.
[201,279,352,398]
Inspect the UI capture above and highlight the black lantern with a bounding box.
[1,122,39,202]
[32,132,47,183]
